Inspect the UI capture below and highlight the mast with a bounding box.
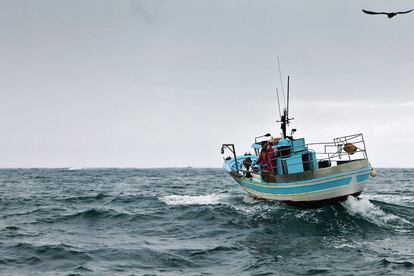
[279,76,292,139]
[281,109,287,139]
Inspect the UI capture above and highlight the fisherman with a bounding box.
[258,142,276,182]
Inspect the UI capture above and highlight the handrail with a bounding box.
[238,133,368,176]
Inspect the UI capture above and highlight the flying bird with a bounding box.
[362,8,414,19]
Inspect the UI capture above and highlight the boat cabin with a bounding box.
[252,137,317,176]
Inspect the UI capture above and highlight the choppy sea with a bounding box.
[0,168,413,275]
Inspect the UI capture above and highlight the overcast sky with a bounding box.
[1,0,413,168]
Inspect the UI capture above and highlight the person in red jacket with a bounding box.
[258,142,276,182]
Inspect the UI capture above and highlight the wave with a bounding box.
[188,245,242,257]
[342,196,411,229]
[74,265,94,272]
[363,194,414,205]
[61,193,109,202]
[6,243,92,263]
[67,167,84,171]
[2,207,67,219]
[4,225,20,231]
[38,208,131,224]
[66,208,130,220]
[160,193,413,233]
[379,258,414,268]
[159,194,231,206]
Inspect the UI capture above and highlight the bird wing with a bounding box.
[395,9,414,15]
[362,9,388,15]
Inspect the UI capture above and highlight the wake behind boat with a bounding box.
[221,76,376,208]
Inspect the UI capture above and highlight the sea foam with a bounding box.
[363,194,414,205]
[342,196,410,228]
[159,194,229,206]
[68,167,84,171]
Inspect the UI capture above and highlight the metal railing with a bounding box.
[239,133,368,178]
[307,133,367,163]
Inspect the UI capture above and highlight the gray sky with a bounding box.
[1,0,413,168]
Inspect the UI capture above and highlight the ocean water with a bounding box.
[0,168,413,275]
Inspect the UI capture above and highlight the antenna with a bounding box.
[287,76,290,120]
[276,88,282,118]
[277,56,286,108]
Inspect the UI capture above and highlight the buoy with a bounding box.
[343,143,357,155]
[370,169,377,177]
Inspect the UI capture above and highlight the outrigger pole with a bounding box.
[277,56,286,108]
[276,88,282,118]
[276,57,293,139]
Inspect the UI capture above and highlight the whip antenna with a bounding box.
[277,56,286,108]
[276,87,282,119]
[287,76,290,120]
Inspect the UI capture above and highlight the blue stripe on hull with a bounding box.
[357,174,369,183]
[240,177,352,195]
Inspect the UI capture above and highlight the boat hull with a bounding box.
[281,192,362,208]
[228,159,372,208]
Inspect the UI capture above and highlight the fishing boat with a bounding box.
[221,76,376,208]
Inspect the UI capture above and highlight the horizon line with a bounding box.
[0,166,412,170]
